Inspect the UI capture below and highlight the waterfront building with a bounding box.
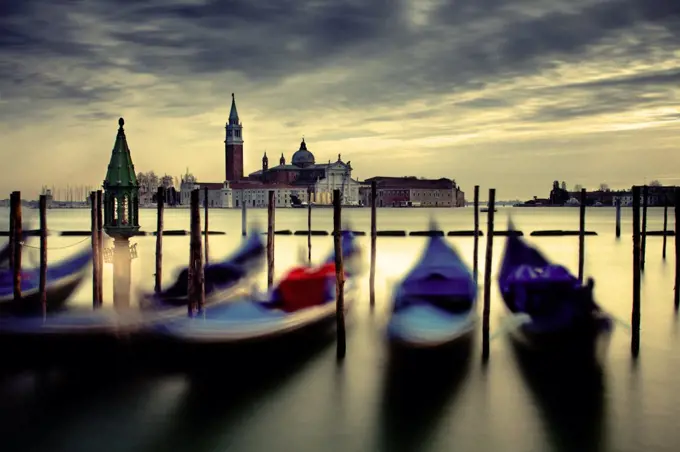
[230,182,310,208]
[248,140,361,205]
[137,172,178,206]
[611,187,675,207]
[179,170,311,208]
[359,176,465,207]
[179,171,232,207]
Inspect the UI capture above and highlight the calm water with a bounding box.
[0,206,678,452]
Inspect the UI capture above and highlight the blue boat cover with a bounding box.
[0,245,92,299]
[387,227,477,346]
[154,229,265,300]
[0,223,34,268]
[393,233,477,313]
[497,221,605,331]
[225,229,266,269]
[323,230,360,275]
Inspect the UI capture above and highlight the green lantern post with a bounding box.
[103,118,140,309]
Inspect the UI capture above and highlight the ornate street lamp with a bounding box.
[103,117,140,308]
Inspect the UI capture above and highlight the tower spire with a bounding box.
[262,150,269,172]
[104,118,138,188]
[229,93,239,124]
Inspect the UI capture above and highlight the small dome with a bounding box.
[291,138,315,168]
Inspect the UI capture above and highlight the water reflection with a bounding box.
[376,337,473,452]
[509,339,607,452]
[138,326,338,451]
[0,367,163,452]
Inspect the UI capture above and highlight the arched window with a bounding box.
[133,195,139,225]
[122,195,129,225]
[113,197,118,225]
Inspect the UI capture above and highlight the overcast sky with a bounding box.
[1,0,679,200]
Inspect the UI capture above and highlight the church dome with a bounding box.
[291,138,315,168]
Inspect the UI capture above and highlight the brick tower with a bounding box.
[225,93,244,181]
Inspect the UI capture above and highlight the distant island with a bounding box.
[513,180,675,207]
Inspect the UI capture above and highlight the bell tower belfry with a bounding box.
[225,93,244,181]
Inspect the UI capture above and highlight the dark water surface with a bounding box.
[0,206,678,452]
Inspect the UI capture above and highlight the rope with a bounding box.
[18,236,91,250]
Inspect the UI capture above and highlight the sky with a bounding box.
[1,0,679,200]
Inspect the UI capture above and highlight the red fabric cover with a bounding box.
[277,263,337,313]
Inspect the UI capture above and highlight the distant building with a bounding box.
[230,182,310,208]
[549,180,570,205]
[37,186,54,209]
[611,186,676,207]
[219,93,362,205]
[179,173,232,207]
[359,176,465,207]
[247,140,362,205]
[225,93,244,182]
[179,172,311,208]
[137,171,178,206]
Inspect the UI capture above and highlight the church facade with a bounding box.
[247,139,362,205]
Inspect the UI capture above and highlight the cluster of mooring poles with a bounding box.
[629,186,680,357]
[8,178,678,363]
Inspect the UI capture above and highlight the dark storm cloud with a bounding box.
[1,0,679,121]
[102,0,403,78]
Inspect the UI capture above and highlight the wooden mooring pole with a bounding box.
[578,188,586,284]
[369,181,377,309]
[39,194,47,313]
[96,190,103,305]
[615,199,621,238]
[641,185,648,273]
[11,191,22,302]
[662,193,668,260]
[674,187,679,311]
[188,189,205,316]
[473,185,480,285]
[155,187,164,294]
[307,187,312,265]
[631,186,641,357]
[204,186,209,265]
[8,192,15,270]
[267,190,275,289]
[333,189,346,359]
[241,200,247,237]
[482,188,496,362]
[90,192,100,308]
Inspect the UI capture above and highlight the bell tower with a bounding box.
[225,93,244,181]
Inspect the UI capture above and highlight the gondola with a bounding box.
[0,245,93,316]
[386,229,477,350]
[139,230,267,310]
[0,223,35,269]
[497,223,613,359]
[148,260,354,348]
[143,229,362,324]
